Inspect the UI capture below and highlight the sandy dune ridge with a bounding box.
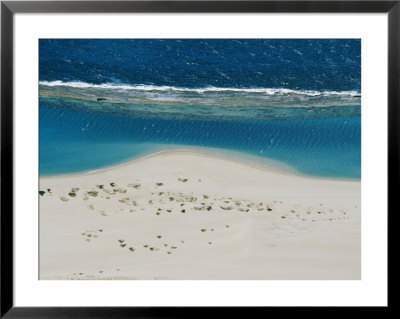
[39,151,360,280]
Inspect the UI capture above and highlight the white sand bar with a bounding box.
[40,151,360,280]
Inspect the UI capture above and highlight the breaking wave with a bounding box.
[40,80,360,97]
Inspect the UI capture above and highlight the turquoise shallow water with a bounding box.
[39,106,360,179]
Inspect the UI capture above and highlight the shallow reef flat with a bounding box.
[39,151,360,280]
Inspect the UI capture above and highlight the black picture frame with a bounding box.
[1,1,395,317]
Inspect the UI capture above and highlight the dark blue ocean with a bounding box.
[39,39,361,178]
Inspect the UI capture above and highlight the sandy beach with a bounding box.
[39,151,360,280]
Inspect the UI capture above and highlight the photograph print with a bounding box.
[39,39,361,280]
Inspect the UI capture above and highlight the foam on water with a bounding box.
[39,81,361,122]
[40,81,360,97]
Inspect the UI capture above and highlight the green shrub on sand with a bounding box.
[87,191,98,197]
[128,183,141,189]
